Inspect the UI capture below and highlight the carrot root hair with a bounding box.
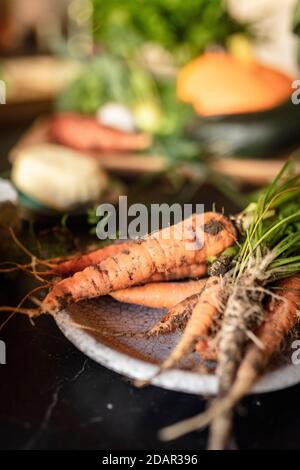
[159,387,241,442]
[0,306,41,317]
[8,228,56,269]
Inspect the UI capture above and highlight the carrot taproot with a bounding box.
[146,291,203,337]
[52,242,132,276]
[196,317,220,361]
[54,245,206,280]
[110,279,207,309]
[148,263,207,282]
[160,275,300,445]
[50,113,151,153]
[42,212,236,314]
[196,336,218,361]
[199,269,265,450]
[156,276,223,370]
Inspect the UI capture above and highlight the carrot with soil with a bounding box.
[196,335,218,361]
[160,274,300,443]
[148,263,207,282]
[135,276,223,387]
[152,276,223,370]
[160,158,300,448]
[146,290,205,337]
[110,279,207,309]
[4,158,300,450]
[54,243,207,280]
[42,212,236,314]
[205,160,300,448]
[209,274,300,449]
[52,241,133,276]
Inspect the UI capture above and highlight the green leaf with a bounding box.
[234,156,300,279]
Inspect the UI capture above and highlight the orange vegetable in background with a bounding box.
[50,113,151,153]
[177,52,293,116]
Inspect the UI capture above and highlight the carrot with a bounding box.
[54,245,206,279]
[199,269,266,450]
[208,274,300,449]
[42,212,236,314]
[156,276,223,370]
[148,263,207,282]
[52,242,132,276]
[196,315,220,361]
[50,113,151,153]
[146,291,203,337]
[160,275,300,445]
[110,279,207,309]
[196,336,218,361]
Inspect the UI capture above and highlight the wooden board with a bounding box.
[0,56,80,124]
[9,117,299,184]
[3,56,80,103]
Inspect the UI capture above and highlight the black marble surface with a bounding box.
[1,123,300,450]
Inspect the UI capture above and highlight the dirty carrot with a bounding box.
[160,275,300,444]
[196,335,218,361]
[42,212,236,314]
[110,279,207,309]
[199,263,267,450]
[53,249,206,281]
[148,263,207,282]
[52,241,132,276]
[208,274,300,449]
[146,292,203,336]
[159,159,300,447]
[53,244,206,280]
[156,276,223,370]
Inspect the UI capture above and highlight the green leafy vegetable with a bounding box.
[93,0,247,64]
[234,155,300,279]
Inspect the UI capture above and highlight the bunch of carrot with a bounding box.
[41,211,235,314]
[2,159,300,450]
[160,159,300,448]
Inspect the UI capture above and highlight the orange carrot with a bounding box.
[42,212,236,314]
[148,263,206,282]
[196,336,218,361]
[215,275,300,404]
[52,242,132,276]
[208,274,300,450]
[150,294,201,336]
[50,113,151,153]
[55,247,206,280]
[110,279,207,309]
[157,276,223,370]
[160,275,300,445]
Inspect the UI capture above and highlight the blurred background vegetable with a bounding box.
[92,0,247,64]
